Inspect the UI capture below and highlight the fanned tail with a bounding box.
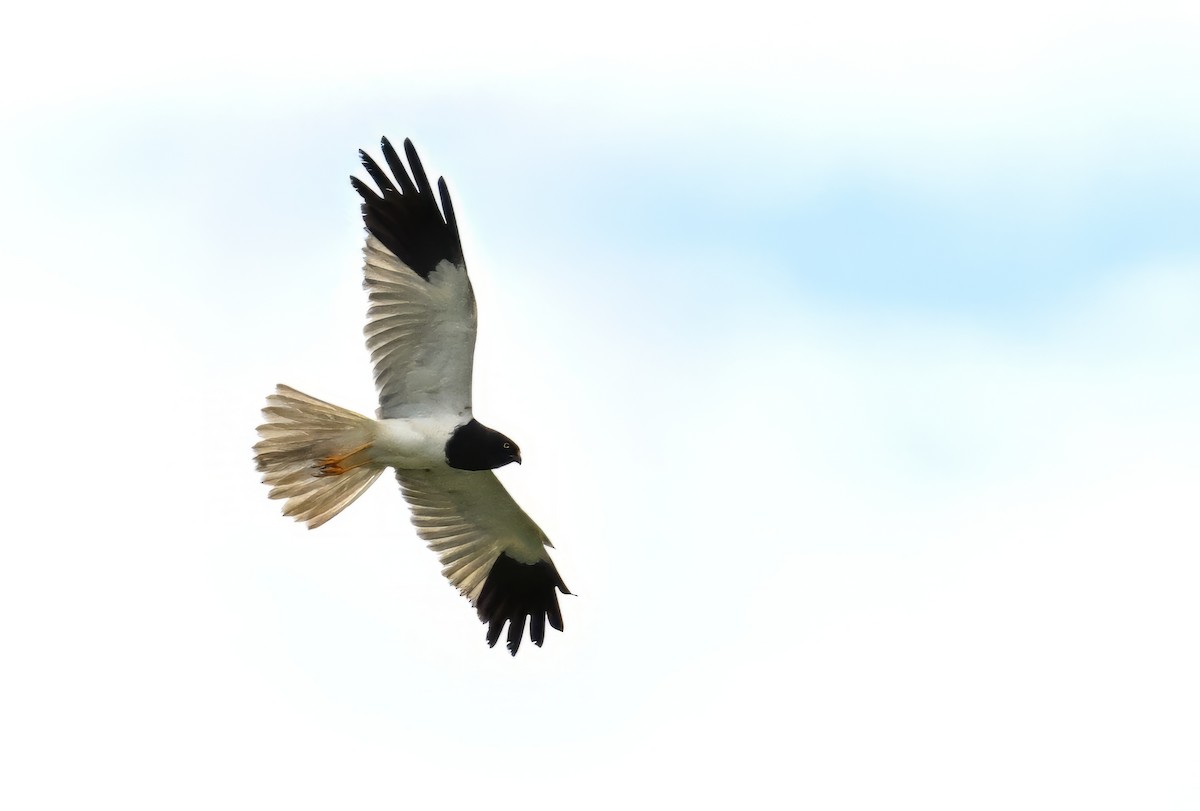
[253,384,384,529]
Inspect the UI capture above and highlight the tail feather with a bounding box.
[254,385,384,529]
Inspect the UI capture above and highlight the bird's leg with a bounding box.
[314,443,374,477]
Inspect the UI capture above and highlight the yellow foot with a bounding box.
[314,443,373,477]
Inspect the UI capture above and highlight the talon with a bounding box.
[312,442,373,477]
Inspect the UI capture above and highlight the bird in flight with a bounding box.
[254,137,569,655]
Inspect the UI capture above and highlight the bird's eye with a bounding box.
[503,442,511,449]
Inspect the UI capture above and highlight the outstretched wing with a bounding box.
[351,138,477,420]
[396,469,569,655]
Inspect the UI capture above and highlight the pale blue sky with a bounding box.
[2,2,1199,808]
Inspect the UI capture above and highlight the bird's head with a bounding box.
[445,419,522,471]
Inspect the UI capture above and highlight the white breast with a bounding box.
[370,416,464,469]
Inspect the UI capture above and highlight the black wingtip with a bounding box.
[477,554,570,656]
[350,136,464,279]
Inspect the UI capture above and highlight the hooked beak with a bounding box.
[514,450,522,465]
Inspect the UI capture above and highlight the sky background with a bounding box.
[2,1,1198,808]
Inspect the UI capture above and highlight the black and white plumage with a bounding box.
[254,138,568,655]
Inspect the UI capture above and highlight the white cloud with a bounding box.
[546,260,1200,807]
[6,1,1199,183]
